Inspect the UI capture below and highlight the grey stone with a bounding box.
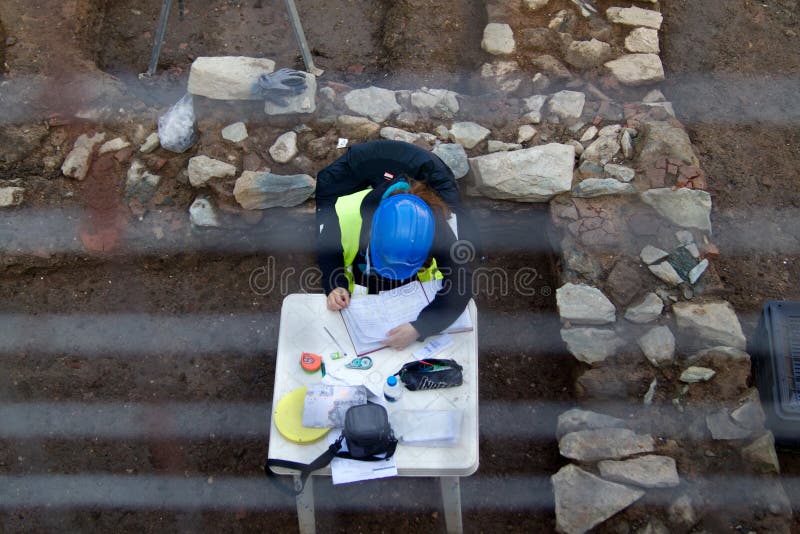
[188,56,276,100]
[548,9,574,32]
[606,259,646,306]
[482,23,515,55]
[626,28,660,54]
[552,464,644,534]
[563,247,601,278]
[556,408,626,439]
[532,55,573,80]
[643,378,657,405]
[605,163,635,182]
[572,178,636,198]
[565,39,613,69]
[606,6,663,29]
[605,54,665,86]
[548,90,586,122]
[731,395,766,432]
[434,125,450,141]
[410,88,459,118]
[233,171,315,210]
[638,325,675,367]
[189,197,221,227]
[688,259,709,284]
[578,160,604,179]
[706,409,751,440]
[598,455,680,488]
[395,112,420,127]
[641,187,712,232]
[579,126,598,143]
[139,132,159,154]
[621,130,634,159]
[637,519,669,534]
[689,345,750,363]
[469,143,575,201]
[673,301,746,349]
[556,283,616,325]
[380,127,420,144]
[344,87,401,122]
[566,140,584,156]
[336,115,381,138]
[0,187,24,207]
[187,155,236,187]
[561,328,625,364]
[264,73,317,115]
[517,125,537,144]
[643,89,667,103]
[319,87,335,102]
[679,366,716,383]
[625,293,663,323]
[62,132,106,180]
[648,261,683,286]
[640,120,698,166]
[269,132,298,163]
[221,122,248,143]
[532,72,551,92]
[487,140,522,153]
[525,95,547,124]
[448,122,490,149]
[582,135,620,164]
[668,494,697,528]
[741,432,780,474]
[432,143,469,179]
[560,428,655,461]
[98,137,130,154]
[640,245,669,265]
[125,160,161,199]
[524,0,549,10]
[676,230,695,244]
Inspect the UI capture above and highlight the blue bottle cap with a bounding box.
[387,375,397,386]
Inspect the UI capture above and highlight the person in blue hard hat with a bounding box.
[318,179,473,350]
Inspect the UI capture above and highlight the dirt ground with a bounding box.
[0,0,799,531]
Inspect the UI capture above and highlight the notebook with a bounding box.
[340,279,472,356]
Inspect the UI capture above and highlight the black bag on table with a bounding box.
[265,403,397,495]
[397,359,463,391]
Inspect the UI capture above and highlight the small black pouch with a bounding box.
[397,359,463,391]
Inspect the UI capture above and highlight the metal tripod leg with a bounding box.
[146,0,173,76]
[284,0,323,76]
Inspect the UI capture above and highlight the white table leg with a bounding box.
[295,475,316,534]
[440,476,463,534]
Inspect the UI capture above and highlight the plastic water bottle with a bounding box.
[383,375,403,403]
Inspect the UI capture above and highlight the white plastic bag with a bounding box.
[157,93,199,153]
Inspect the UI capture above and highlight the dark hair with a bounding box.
[389,180,451,219]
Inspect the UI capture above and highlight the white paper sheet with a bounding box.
[328,430,398,485]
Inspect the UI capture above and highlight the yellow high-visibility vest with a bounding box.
[334,189,441,293]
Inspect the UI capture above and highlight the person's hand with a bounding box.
[383,323,420,350]
[327,287,350,311]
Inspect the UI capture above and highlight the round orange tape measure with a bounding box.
[300,352,322,373]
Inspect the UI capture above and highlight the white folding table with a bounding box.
[268,294,479,534]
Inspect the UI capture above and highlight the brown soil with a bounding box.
[1,0,798,531]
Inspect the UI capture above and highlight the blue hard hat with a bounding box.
[369,194,435,280]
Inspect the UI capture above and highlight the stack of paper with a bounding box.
[389,410,463,447]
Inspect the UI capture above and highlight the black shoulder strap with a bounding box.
[264,436,343,496]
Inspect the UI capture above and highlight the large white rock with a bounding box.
[380,127,420,144]
[264,73,317,115]
[556,409,626,439]
[598,455,680,488]
[523,94,549,124]
[641,187,712,232]
[673,301,746,349]
[552,464,644,534]
[481,23,515,55]
[640,245,669,265]
[565,39,613,69]
[344,87,401,123]
[640,120,699,165]
[605,54,665,86]
[581,135,621,165]
[557,283,616,324]
[99,137,130,154]
[269,132,299,163]
[572,178,636,198]
[548,90,586,122]
[188,56,276,100]
[336,115,381,138]
[638,325,676,367]
[449,122,490,149]
[221,122,249,143]
[626,28,660,53]
[559,428,655,461]
[432,143,469,179]
[606,6,663,29]
[561,328,626,365]
[62,132,106,180]
[0,187,24,207]
[468,143,575,202]
[233,171,315,210]
[625,292,663,323]
[410,88,459,118]
[605,163,636,182]
[187,155,237,187]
